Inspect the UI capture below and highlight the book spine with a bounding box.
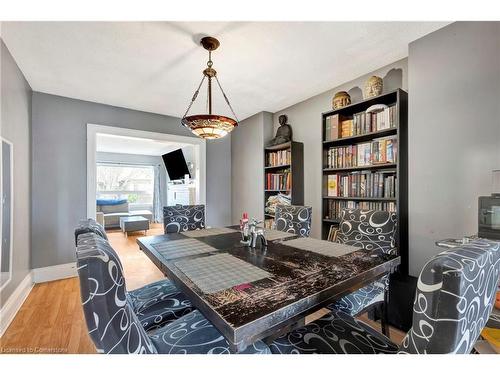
[325,116,331,142]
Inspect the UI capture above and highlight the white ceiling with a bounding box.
[96,133,190,156]
[2,22,448,120]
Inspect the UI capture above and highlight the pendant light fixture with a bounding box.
[181,36,238,139]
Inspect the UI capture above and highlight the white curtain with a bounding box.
[153,165,162,223]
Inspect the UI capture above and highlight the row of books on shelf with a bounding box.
[324,104,397,141]
[326,171,397,198]
[325,136,397,169]
[324,200,397,221]
[326,225,340,242]
[266,149,291,167]
[266,171,291,190]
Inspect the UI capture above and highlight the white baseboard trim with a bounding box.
[0,272,34,337]
[32,262,78,283]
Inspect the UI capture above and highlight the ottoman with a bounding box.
[119,216,150,236]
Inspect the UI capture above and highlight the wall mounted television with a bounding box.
[162,148,191,181]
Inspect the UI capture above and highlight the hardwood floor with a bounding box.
[0,224,165,354]
[0,223,404,353]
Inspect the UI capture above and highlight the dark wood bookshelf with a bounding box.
[264,141,304,226]
[321,88,408,275]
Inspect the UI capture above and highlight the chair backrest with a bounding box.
[74,218,108,245]
[399,239,500,354]
[336,208,397,254]
[163,204,205,233]
[274,205,312,237]
[76,233,156,354]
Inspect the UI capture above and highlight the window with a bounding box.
[96,164,154,205]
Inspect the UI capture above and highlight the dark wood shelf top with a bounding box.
[265,213,275,218]
[265,164,291,170]
[323,127,397,146]
[323,163,397,172]
[265,142,292,151]
[321,89,401,117]
[322,196,396,201]
[322,218,340,223]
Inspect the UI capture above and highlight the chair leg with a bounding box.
[381,289,390,338]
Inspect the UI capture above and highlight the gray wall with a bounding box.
[408,22,500,276]
[206,135,232,226]
[0,39,32,306]
[273,60,408,239]
[31,92,232,268]
[231,112,273,224]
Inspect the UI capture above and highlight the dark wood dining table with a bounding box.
[137,226,400,352]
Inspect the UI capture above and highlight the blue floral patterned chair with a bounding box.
[163,204,206,234]
[270,239,500,354]
[274,205,312,237]
[75,220,193,332]
[76,233,271,354]
[327,208,397,334]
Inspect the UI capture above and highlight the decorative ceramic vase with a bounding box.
[332,91,351,109]
[364,76,383,99]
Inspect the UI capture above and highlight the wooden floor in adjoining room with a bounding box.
[0,223,404,354]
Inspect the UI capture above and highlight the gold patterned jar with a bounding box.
[364,76,383,99]
[332,91,351,109]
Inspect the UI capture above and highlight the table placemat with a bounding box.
[281,237,359,257]
[182,227,238,238]
[152,239,218,260]
[263,229,297,241]
[174,253,271,294]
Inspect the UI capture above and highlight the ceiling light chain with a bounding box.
[214,76,239,123]
[180,36,238,140]
[182,75,206,119]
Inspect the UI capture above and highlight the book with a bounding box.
[357,143,371,167]
[341,119,353,138]
[330,114,340,140]
[327,225,339,242]
[325,116,331,141]
[327,175,338,197]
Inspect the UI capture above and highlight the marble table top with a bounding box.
[137,226,400,352]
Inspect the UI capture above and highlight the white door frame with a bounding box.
[86,124,206,220]
[0,137,14,292]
